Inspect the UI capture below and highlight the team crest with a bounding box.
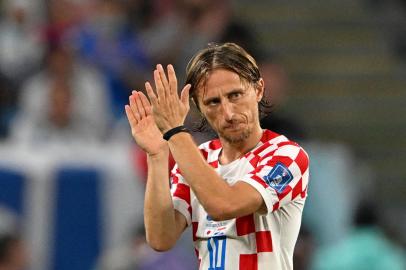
[264,162,293,193]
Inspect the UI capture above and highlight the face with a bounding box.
[197,69,264,144]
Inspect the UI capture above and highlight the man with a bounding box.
[125,43,309,270]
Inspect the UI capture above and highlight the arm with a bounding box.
[144,150,187,251]
[168,132,265,220]
[145,64,264,221]
[125,91,186,251]
[168,132,310,220]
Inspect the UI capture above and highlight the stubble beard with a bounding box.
[218,125,253,144]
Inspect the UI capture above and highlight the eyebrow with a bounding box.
[202,88,245,105]
[227,88,245,95]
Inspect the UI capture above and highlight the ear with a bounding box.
[255,78,265,102]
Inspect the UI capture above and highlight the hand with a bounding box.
[125,91,168,156]
[145,64,191,133]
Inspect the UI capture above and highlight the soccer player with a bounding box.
[125,43,309,270]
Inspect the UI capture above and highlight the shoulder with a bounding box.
[255,130,309,164]
[251,130,298,155]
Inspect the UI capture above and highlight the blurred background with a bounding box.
[0,0,405,269]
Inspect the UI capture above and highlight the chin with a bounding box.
[220,127,252,144]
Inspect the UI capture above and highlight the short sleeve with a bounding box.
[240,142,310,214]
[170,164,192,226]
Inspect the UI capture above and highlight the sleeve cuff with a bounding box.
[172,197,192,226]
[240,177,278,215]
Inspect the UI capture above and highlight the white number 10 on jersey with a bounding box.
[207,236,227,270]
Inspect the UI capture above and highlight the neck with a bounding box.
[219,125,263,165]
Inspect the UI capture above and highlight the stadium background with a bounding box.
[0,0,405,269]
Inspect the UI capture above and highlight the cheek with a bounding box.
[241,103,258,121]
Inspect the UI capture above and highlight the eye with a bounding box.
[207,98,220,106]
[229,92,242,100]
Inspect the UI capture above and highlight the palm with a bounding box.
[131,115,166,154]
[125,91,167,155]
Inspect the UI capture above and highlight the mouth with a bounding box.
[223,122,244,130]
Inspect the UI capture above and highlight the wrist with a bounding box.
[147,146,169,160]
[163,125,190,141]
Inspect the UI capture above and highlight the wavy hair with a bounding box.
[185,42,271,131]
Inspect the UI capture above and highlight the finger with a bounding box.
[167,64,178,96]
[134,91,146,118]
[180,84,191,108]
[157,64,170,93]
[125,105,137,126]
[138,91,152,115]
[154,69,166,101]
[145,82,158,106]
[129,93,141,122]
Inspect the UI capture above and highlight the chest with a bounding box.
[215,158,255,185]
[190,158,257,238]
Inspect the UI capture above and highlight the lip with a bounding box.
[223,122,243,130]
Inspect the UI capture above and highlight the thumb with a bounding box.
[180,84,191,107]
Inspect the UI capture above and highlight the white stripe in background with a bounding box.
[23,155,56,270]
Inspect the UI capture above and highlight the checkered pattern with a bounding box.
[170,130,309,270]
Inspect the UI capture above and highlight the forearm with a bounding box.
[168,133,238,219]
[144,150,179,250]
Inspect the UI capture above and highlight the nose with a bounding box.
[221,101,234,121]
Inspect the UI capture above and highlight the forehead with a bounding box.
[197,69,244,98]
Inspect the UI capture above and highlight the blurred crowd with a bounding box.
[0,0,405,270]
[0,0,267,145]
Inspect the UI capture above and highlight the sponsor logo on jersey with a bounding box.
[264,162,293,193]
[204,218,232,238]
[213,231,225,237]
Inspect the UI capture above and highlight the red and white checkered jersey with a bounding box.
[170,130,310,270]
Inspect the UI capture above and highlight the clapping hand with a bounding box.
[125,64,191,155]
[125,90,167,155]
[145,64,191,133]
